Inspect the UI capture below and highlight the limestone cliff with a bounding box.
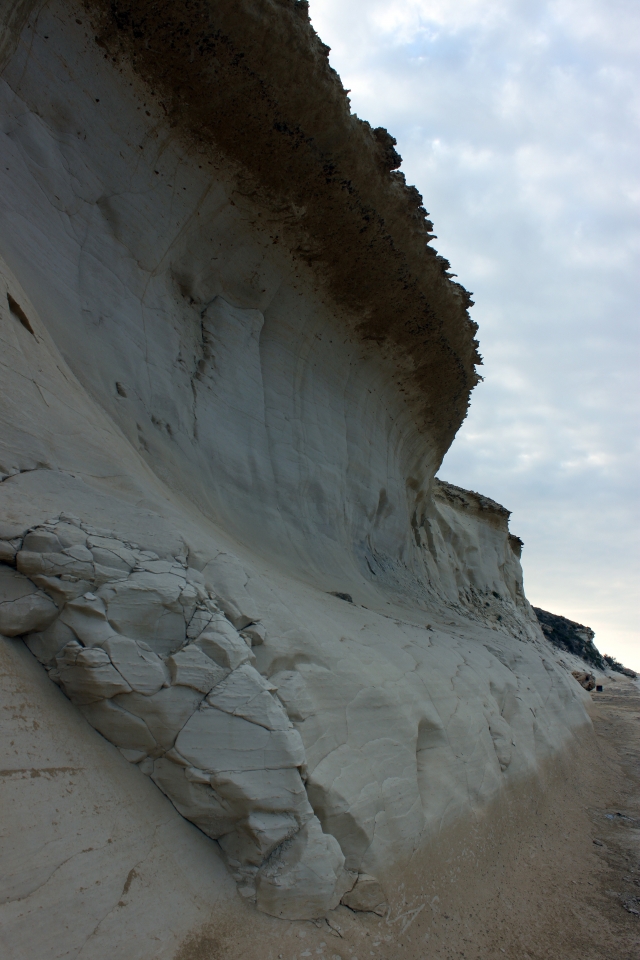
[0,1,593,953]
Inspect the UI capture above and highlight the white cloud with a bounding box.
[310,0,640,669]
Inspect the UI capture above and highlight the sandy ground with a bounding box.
[175,673,640,960]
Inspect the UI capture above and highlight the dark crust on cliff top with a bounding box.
[533,607,604,669]
[84,0,481,461]
[434,479,511,521]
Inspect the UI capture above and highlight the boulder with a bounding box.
[572,670,596,691]
[341,873,387,914]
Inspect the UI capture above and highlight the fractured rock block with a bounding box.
[22,530,63,553]
[51,522,89,548]
[240,622,266,646]
[197,615,254,669]
[55,641,132,703]
[219,812,299,865]
[207,664,290,731]
[178,583,200,625]
[341,873,387,914]
[17,550,94,580]
[305,744,378,870]
[0,564,59,636]
[210,767,313,818]
[256,817,351,920]
[103,635,168,695]
[63,544,94,562]
[167,644,229,693]
[175,705,306,774]
[59,595,117,646]
[151,757,237,837]
[10,526,340,919]
[131,565,187,589]
[79,698,157,753]
[0,539,20,564]
[98,574,186,656]
[88,537,136,572]
[30,575,93,605]
[25,619,76,665]
[114,684,204,751]
[186,606,214,640]
[93,564,132,586]
[201,554,259,629]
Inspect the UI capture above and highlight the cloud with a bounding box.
[310,0,640,669]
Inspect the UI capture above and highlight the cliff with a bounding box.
[0,2,594,955]
[533,607,604,668]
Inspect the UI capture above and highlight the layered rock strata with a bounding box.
[0,0,594,936]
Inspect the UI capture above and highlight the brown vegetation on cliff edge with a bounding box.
[84,0,481,462]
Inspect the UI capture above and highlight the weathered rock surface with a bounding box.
[0,0,597,948]
[0,565,58,636]
[572,670,596,691]
[534,606,605,667]
[341,873,388,914]
[0,514,345,917]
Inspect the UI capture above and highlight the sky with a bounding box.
[309,0,640,670]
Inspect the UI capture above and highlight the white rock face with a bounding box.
[0,0,593,940]
[0,511,345,916]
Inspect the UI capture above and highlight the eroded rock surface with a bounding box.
[0,0,596,942]
[1,516,350,917]
[534,606,605,668]
[0,486,590,920]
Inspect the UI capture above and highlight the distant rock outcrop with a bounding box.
[533,607,605,667]
[534,607,636,678]
[603,655,637,679]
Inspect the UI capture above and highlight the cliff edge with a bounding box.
[0,2,595,955]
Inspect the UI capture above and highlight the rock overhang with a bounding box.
[0,4,600,935]
[80,0,481,465]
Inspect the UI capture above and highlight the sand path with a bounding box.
[176,674,640,960]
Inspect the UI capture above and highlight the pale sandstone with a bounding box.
[0,0,600,947]
[167,644,229,693]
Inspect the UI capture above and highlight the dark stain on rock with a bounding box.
[83,0,482,463]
